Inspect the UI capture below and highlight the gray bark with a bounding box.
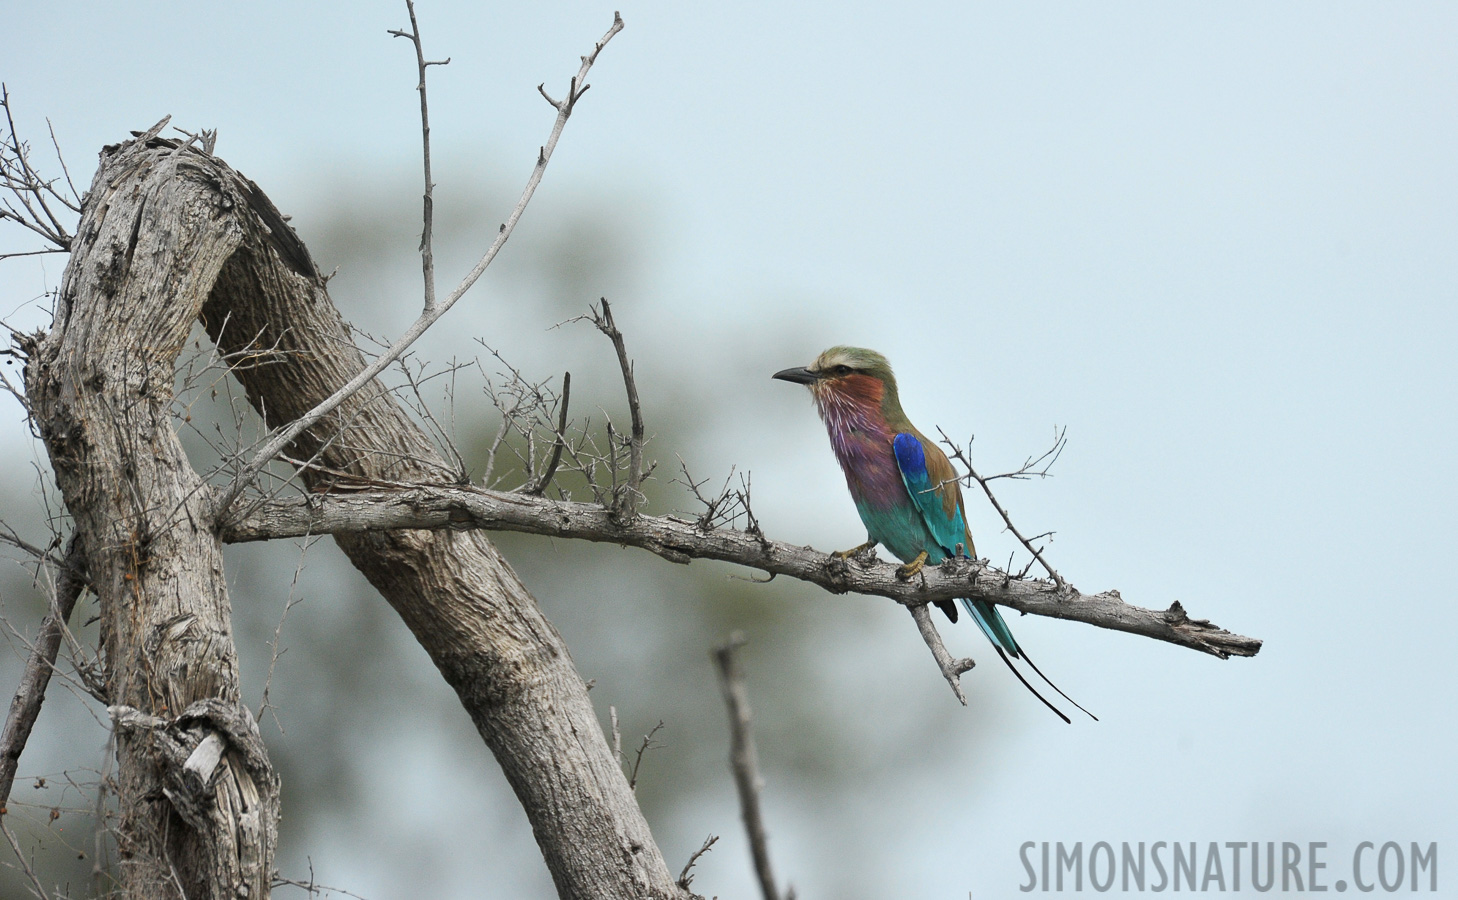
[24,131,694,899]
[24,126,280,899]
[181,138,687,898]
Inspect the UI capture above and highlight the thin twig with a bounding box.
[627,720,664,791]
[394,354,468,478]
[0,535,86,813]
[713,634,787,900]
[212,10,625,519]
[1,815,49,899]
[589,299,647,516]
[0,83,74,252]
[0,247,67,261]
[273,856,373,900]
[677,833,719,892]
[938,426,1065,588]
[984,425,1067,482]
[257,537,317,734]
[388,0,451,310]
[91,732,115,888]
[46,118,80,206]
[528,371,570,494]
[674,458,760,534]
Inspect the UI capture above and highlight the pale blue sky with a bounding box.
[4,3,1457,898]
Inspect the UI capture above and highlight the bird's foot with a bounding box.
[896,550,929,580]
[940,554,976,577]
[832,540,876,561]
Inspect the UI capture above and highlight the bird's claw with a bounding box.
[832,540,875,561]
[896,550,929,580]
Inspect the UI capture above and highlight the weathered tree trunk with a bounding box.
[198,162,688,900]
[25,128,280,899]
[28,130,693,899]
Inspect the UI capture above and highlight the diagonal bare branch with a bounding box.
[938,426,1066,588]
[713,634,788,900]
[907,602,977,705]
[213,10,626,520]
[0,536,87,813]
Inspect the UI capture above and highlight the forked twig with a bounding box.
[527,371,570,494]
[677,833,719,892]
[938,426,1066,588]
[907,602,977,706]
[627,720,665,791]
[984,425,1067,483]
[588,299,647,516]
[0,83,80,260]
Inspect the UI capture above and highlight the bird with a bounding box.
[774,346,1094,723]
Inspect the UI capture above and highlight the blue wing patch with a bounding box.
[892,432,928,487]
[892,432,966,558]
[894,432,1026,658]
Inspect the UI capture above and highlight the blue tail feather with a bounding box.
[961,598,1021,656]
[960,598,1097,722]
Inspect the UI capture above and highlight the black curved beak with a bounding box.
[772,366,819,385]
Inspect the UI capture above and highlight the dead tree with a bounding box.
[0,9,1260,899]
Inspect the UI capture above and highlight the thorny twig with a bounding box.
[938,426,1067,589]
[474,344,573,492]
[677,833,719,892]
[675,458,760,535]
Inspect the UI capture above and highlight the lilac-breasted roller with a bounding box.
[774,346,1093,723]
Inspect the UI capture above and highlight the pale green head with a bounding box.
[772,346,908,424]
[773,346,898,387]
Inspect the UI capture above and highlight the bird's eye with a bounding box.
[832,365,852,376]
